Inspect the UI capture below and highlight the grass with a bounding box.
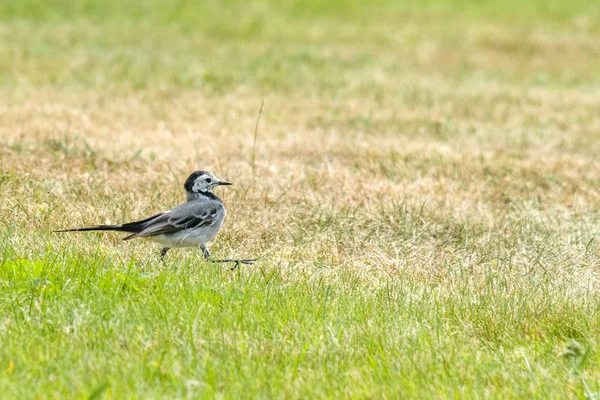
[1,0,600,398]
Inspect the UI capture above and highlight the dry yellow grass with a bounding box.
[2,83,600,276]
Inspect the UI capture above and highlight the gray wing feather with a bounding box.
[123,200,221,240]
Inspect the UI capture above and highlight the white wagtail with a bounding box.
[55,171,254,266]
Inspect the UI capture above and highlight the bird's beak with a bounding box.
[217,179,233,186]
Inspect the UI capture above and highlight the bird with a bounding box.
[55,170,254,267]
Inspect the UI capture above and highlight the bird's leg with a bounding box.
[160,247,170,258]
[201,244,211,260]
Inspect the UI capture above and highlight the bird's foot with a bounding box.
[209,258,256,270]
[160,247,170,258]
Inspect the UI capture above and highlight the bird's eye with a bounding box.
[206,178,212,183]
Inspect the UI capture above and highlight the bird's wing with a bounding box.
[123,200,222,240]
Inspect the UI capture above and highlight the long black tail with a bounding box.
[54,212,164,234]
[54,224,134,233]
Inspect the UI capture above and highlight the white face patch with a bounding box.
[193,179,206,192]
[192,174,216,193]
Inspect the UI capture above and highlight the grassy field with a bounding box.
[1,0,600,398]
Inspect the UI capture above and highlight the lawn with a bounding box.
[1,0,600,398]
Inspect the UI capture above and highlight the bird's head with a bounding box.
[184,171,232,194]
